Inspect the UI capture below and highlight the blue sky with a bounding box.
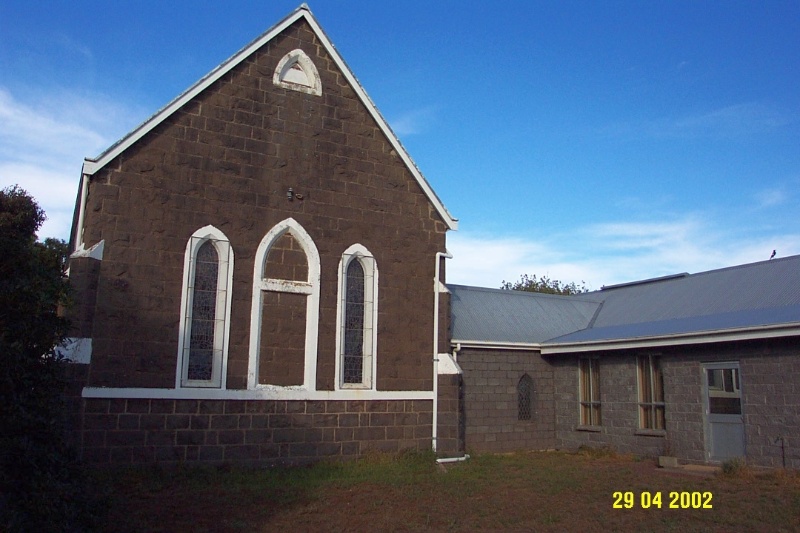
[2,1,799,289]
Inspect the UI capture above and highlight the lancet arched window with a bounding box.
[177,226,233,388]
[336,244,378,389]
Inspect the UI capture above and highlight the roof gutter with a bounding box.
[541,322,800,355]
[450,339,542,351]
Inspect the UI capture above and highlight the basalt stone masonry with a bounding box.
[66,7,459,465]
[78,398,437,465]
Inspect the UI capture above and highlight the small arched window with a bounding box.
[518,374,533,421]
[273,49,322,96]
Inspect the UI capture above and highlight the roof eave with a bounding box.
[540,322,800,355]
[451,339,542,351]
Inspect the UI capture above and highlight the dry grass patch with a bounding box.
[95,451,800,532]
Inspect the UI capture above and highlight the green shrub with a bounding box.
[0,186,104,531]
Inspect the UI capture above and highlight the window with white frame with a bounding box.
[637,354,665,430]
[336,245,378,389]
[247,218,320,391]
[273,49,322,96]
[177,226,233,388]
[579,357,601,426]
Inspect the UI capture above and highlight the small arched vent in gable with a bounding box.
[273,49,322,96]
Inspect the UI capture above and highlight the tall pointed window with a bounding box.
[518,374,533,421]
[336,244,378,389]
[177,226,233,389]
[343,260,366,383]
[188,241,218,380]
[247,218,320,391]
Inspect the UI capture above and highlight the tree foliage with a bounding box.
[0,186,102,531]
[500,273,589,295]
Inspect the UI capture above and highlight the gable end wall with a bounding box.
[77,18,448,393]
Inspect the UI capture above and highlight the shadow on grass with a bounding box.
[93,450,438,532]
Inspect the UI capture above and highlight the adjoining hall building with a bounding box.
[64,5,800,469]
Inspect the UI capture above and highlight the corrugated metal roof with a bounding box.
[449,284,601,344]
[547,303,800,345]
[449,254,800,349]
[588,254,800,329]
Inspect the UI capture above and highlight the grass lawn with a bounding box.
[95,450,800,532]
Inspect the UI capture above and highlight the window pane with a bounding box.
[188,241,218,381]
[580,359,600,425]
[580,359,590,401]
[638,357,651,403]
[652,358,664,403]
[639,405,650,428]
[581,403,591,425]
[709,397,741,415]
[518,375,532,421]
[343,260,365,384]
[708,369,722,390]
[654,406,665,430]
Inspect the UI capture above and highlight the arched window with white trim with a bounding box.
[336,244,378,390]
[248,218,320,390]
[176,226,233,388]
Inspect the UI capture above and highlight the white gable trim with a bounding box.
[81,5,457,230]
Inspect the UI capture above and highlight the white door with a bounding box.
[704,362,745,461]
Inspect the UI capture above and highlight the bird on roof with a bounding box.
[770,250,776,259]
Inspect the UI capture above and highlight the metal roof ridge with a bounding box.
[598,253,800,293]
[600,272,689,291]
[448,283,603,302]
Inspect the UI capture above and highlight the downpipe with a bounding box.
[432,250,452,453]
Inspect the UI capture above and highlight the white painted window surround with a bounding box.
[335,244,378,390]
[248,218,320,391]
[176,226,234,389]
[273,49,322,96]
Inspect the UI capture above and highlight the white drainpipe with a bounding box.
[437,454,470,464]
[432,250,452,453]
[74,171,90,252]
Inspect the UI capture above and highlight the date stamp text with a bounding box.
[612,491,713,509]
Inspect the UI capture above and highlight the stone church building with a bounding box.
[65,5,800,468]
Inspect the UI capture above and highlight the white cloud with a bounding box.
[669,102,788,138]
[754,187,788,209]
[447,215,800,290]
[601,102,790,141]
[389,106,436,136]
[0,87,141,240]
